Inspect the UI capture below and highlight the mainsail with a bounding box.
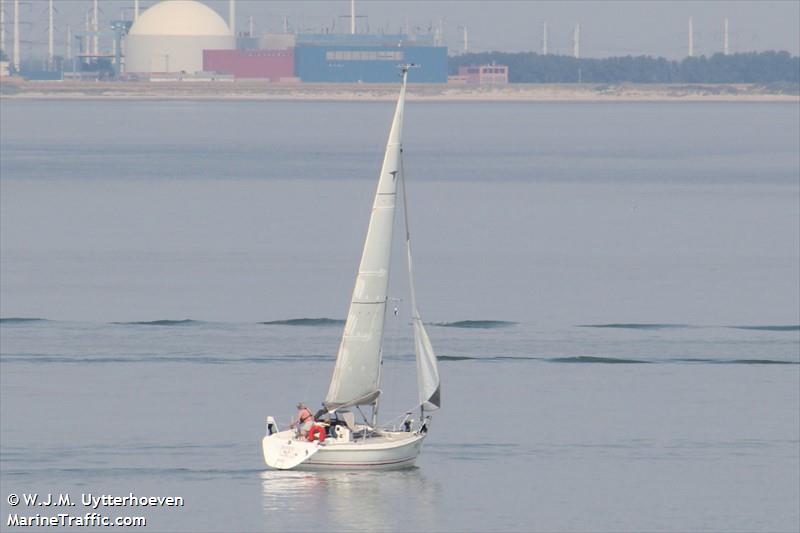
[324,71,408,410]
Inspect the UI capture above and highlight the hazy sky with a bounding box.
[5,0,800,60]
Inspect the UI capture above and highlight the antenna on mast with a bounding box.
[398,63,419,86]
[399,63,419,75]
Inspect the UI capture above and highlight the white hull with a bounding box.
[262,429,425,471]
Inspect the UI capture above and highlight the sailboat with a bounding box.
[262,66,441,470]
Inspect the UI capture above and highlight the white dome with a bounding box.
[129,0,231,37]
[124,0,235,73]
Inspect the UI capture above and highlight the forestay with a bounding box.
[324,73,408,411]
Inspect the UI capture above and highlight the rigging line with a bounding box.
[399,149,419,320]
[307,358,328,417]
[400,147,429,417]
[356,405,370,425]
[300,377,311,413]
[400,148,438,418]
[400,150,410,243]
[302,340,327,414]
[380,403,425,427]
[384,286,400,417]
[298,332,320,405]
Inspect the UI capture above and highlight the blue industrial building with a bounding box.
[295,33,447,83]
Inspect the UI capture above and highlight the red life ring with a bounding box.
[308,425,326,443]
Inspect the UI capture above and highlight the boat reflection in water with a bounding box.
[260,468,439,531]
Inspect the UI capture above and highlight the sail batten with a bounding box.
[324,71,407,411]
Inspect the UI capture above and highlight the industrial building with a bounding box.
[1,0,448,82]
[125,0,234,74]
[122,0,446,81]
[450,64,509,85]
[293,33,447,83]
[201,31,447,82]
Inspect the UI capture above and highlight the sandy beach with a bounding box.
[1,79,798,102]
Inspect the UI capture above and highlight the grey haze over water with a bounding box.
[1,99,799,532]
[2,100,798,325]
[14,1,800,59]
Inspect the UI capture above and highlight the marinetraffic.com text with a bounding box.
[6,492,185,528]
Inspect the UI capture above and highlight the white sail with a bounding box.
[324,72,408,410]
[400,163,441,412]
[263,67,440,471]
[413,315,440,410]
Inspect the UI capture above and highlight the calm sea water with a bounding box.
[1,99,798,532]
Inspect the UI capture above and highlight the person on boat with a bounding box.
[306,404,330,443]
[290,402,314,439]
[314,405,331,422]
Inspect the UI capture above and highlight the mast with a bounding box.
[372,66,410,427]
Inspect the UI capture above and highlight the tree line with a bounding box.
[449,51,800,84]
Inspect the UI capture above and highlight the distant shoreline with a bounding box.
[1,80,798,103]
